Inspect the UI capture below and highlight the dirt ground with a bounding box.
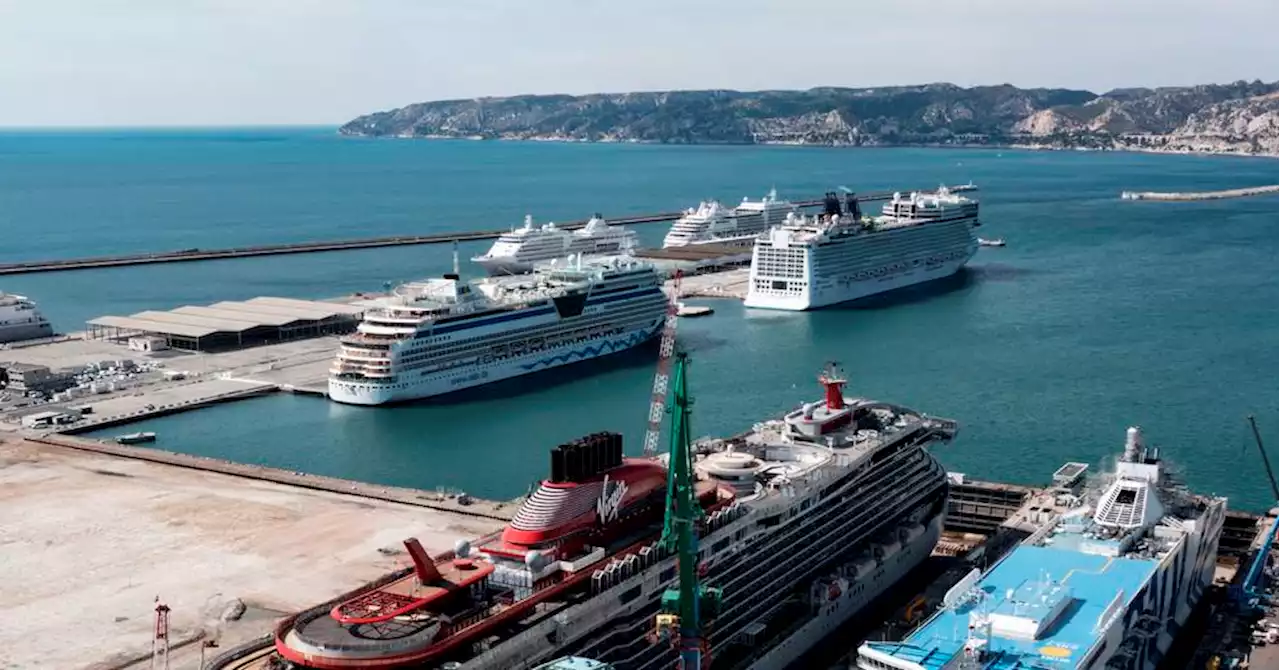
[0,438,505,670]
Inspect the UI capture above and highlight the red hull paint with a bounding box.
[275,490,735,669]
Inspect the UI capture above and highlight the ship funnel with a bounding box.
[551,432,624,484]
[404,538,442,585]
[1123,426,1143,462]
[822,192,842,218]
[845,193,861,219]
[818,363,847,411]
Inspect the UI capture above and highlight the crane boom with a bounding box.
[653,352,721,669]
[643,271,682,456]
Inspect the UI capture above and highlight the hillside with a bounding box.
[342,81,1279,156]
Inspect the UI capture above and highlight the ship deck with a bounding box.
[865,544,1158,670]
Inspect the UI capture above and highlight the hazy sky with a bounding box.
[2,0,1277,126]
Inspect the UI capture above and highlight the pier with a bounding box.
[1121,184,1279,201]
[0,185,976,276]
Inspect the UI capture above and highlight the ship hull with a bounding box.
[744,208,978,312]
[747,514,942,670]
[0,321,54,344]
[744,252,973,311]
[478,447,950,670]
[328,323,662,405]
[1079,499,1226,670]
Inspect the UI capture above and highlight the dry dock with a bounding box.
[0,436,507,670]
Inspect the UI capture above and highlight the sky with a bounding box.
[1,0,1277,127]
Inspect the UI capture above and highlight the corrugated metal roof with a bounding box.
[132,310,261,333]
[172,305,298,327]
[210,300,346,321]
[86,295,364,343]
[86,315,217,338]
[246,296,365,316]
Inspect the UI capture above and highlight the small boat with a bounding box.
[676,302,714,318]
[978,237,1006,247]
[115,431,156,444]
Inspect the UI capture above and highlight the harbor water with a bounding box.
[1,129,1276,512]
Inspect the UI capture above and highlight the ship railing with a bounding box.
[707,462,942,634]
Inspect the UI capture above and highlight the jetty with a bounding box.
[0,185,977,276]
[1121,185,1279,201]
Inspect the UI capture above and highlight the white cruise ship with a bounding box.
[858,426,1226,670]
[277,362,958,670]
[328,255,668,405]
[0,293,54,343]
[662,188,797,248]
[744,189,980,311]
[473,215,638,276]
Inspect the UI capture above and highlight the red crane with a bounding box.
[642,270,682,456]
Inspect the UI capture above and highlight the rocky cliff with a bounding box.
[343,81,1279,156]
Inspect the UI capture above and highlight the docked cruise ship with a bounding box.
[0,293,53,343]
[473,215,639,275]
[662,188,797,248]
[858,426,1227,670]
[743,188,980,311]
[328,255,667,405]
[277,363,957,669]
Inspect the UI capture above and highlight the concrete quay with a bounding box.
[0,436,508,670]
[0,336,340,431]
[668,266,751,300]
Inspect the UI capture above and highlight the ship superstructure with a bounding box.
[0,292,53,343]
[328,255,667,405]
[662,189,796,248]
[857,426,1227,670]
[281,363,957,669]
[743,188,980,311]
[474,215,639,276]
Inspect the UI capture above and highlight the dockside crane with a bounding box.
[652,352,722,669]
[1231,415,1279,608]
[642,270,683,457]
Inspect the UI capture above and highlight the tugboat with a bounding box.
[978,237,1006,247]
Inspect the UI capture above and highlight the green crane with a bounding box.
[655,352,722,669]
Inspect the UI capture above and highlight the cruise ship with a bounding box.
[277,363,958,669]
[473,215,639,275]
[328,255,667,405]
[857,426,1227,670]
[662,188,796,248]
[0,293,53,343]
[743,188,980,311]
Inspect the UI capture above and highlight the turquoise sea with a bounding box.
[1,129,1276,512]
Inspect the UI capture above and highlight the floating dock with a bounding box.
[0,185,977,275]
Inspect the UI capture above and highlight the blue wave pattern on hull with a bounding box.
[519,329,657,371]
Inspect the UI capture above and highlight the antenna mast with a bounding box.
[150,598,171,670]
[451,240,460,277]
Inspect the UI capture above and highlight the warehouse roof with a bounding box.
[86,315,219,339]
[86,295,366,341]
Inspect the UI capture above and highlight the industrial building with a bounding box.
[84,296,365,352]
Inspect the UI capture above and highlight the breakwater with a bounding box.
[0,185,975,275]
[1121,185,1279,201]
